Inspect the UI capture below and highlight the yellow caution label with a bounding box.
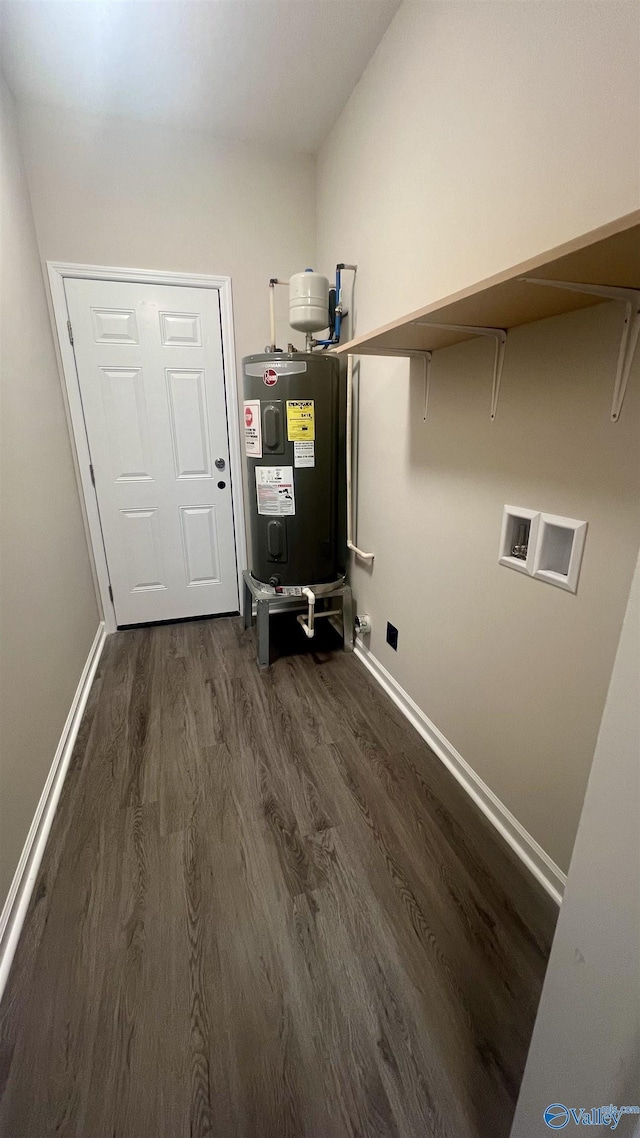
[286,399,315,442]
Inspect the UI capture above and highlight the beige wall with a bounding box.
[16,102,316,366]
[511,556,640,1134]
[0,74,99,908]
[317,0,640,872]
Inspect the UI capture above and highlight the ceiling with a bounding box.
[0,0,401,153]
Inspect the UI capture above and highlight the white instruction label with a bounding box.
[244,400,262,457]
[294,441,315,468]
[255,466,295,516]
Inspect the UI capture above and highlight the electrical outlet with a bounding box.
[386,622,398,651]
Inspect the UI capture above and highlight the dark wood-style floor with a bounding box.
[0,615,556,1138]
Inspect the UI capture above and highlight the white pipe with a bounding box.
[268,279,289,352]
[297,587,316,638]
[346,354,374,562]
[269,283,276,351]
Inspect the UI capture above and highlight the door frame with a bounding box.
[47,261,247,633]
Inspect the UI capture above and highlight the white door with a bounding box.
[65,278,239,625]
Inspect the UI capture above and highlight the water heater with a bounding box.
[242,352,346,587]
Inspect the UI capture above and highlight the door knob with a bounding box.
[215,457,225,471]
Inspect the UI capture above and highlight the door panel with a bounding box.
[166,369,212,479]
[65,278,239,625]
[101,367,154,482]
[120,508,166,592]
[180,505,220,585]
[159,311,202,345]
[92,308,139,344]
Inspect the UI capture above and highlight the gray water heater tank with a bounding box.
[242,352,346,587]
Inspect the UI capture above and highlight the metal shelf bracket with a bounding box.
[520,278,640,422]
[422,351,433,421]
[414,322,508,420]
[358,347,433,419]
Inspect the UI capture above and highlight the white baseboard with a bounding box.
[0,622,107,1002]
[354,639,566,906]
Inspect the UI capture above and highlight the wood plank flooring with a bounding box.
[0,615,556,1138]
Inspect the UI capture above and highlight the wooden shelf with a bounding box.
[335,210,640,357]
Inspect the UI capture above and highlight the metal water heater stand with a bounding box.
[243,571,353,668]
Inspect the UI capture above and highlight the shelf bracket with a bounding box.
[519,278,640,422]
[422,351,432,421]
[356,347,433,419]
[414,322,508,420]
